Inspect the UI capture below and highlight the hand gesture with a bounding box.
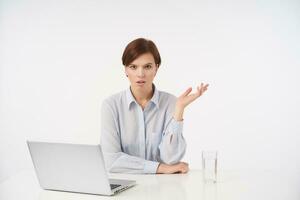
[176,83,209,109]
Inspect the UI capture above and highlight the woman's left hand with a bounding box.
[173,83,209,121]
[176,83,209,109]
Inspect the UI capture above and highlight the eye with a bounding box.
[128,65,137,70]
[144,64,152,70]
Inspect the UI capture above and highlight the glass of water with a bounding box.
[202,151,218,183]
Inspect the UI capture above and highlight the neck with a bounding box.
[130,84,154,105]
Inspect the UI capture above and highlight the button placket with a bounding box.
[138,106,146,158]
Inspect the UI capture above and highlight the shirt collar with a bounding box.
[126,84,160,110]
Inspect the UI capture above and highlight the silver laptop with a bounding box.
[27,141,136,196]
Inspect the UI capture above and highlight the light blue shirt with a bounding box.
[100,85,186,174]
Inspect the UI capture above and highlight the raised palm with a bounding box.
[177,83,209,109]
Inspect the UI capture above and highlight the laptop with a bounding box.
[27,141,136,196]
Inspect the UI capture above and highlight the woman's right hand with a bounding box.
[156,162,189,174]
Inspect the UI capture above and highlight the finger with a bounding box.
[203,84,209,91]
[180,87,192,97]
[198,83,208,89]
[179,167,186,174]
[198,83,208,90]
[202,84,209,93]
[199,88,203,96]
[197,86,201,92]
[182,166,189,173]
[198,83,209,95]
[197,86,203,96]
[197,83,203,90]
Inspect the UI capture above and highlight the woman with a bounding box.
[100,38,208,174]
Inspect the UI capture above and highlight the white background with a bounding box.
[1,0,299,183]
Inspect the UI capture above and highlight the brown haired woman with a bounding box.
[100,38,208,174]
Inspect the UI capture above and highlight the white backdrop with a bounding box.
[1,0,300,183]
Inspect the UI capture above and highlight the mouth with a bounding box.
[136,80,146,85]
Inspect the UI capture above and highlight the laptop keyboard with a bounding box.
[110,184,121,190]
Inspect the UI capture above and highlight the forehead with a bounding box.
[130,53,155,65]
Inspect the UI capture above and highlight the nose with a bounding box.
[137,67,145,77]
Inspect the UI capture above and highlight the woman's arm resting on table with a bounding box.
[156,162,189,174]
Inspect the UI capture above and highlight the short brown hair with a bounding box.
[122,38,161,67]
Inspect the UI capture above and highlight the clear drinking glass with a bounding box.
[202,151,218,183]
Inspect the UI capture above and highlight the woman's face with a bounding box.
[125,53,158,90]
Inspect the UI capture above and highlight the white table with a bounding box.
[1,169,299,200]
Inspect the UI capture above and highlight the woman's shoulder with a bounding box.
[102,90,127,107]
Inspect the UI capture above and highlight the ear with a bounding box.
[154,64,159,76]
[124,67,128,76]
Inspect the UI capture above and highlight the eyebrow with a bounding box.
[128,63,153,67]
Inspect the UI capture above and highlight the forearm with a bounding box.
[173,103,185,121]
[158,118,187,164]
[103,151,159,174]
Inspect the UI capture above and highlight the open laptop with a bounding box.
[27,141,136,196]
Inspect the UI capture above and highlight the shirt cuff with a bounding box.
[143,160,160,174]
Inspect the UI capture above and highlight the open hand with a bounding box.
[176,83,209,109]
[173,83,209,121]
